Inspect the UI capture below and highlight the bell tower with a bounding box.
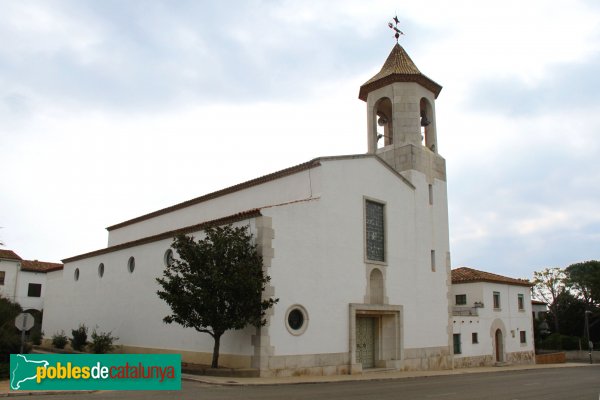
[358,41,446,183]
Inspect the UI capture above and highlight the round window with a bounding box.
[288,309,304,330]
[127,256,135,273]
[98,263,104,278]
[74,268,80,281]
[285,305,308,335]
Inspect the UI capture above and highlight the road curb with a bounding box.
[181,363,597,387]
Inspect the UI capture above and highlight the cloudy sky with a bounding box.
[1,0,599,280]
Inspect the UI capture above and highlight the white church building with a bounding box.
[43,42,533,376]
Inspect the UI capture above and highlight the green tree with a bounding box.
[0,296,23,364]
[565,260,600,306]
[533,267,567,334]
[156,225,277,368]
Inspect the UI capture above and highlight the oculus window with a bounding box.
[285,305,309,336]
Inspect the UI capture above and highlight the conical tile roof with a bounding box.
[359,43,442,101]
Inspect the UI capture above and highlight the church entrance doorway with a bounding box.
[356,317,376,368]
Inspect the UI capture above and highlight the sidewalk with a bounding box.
[181,362,594,386]
[1,362,594,396]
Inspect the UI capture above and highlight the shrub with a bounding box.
[0,296,23,361]
[90,329,118,354]
[52,331,68,349]
[30,329,43,346]
[71,324,88,351]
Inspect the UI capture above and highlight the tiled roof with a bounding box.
[359,43,442,101]
[21,260,63,273]
[64,209,263,263]
[532,299,547,305]
[451,267,532,287]
[0,249,22,260]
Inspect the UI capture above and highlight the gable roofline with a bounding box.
[0,249,22,261]
[106,153,416,232]
[64,209,262,263]
[451,267,532,287]
[106,159,321,232]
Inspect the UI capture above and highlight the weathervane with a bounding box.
[388,15,404,42]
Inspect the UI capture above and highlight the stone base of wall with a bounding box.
[399,346,452,371]
[454,351,535,368]
[506,350,535,364]
[261,347,452,377]
[453,355,494,368]
[261,352,350,377]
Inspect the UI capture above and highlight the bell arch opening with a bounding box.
[374,97,393,149]
[420,97,436,152]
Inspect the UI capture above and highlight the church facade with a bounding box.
[43,42,467,376]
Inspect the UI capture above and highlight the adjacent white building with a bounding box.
[0,249,63,311]
[42,41,534,376]
[450,267,535,367]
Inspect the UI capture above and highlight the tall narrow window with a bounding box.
[520,331,527,344]
[430,250,436,272]
[27,283,42,297]
[472,332,479,344]
[493,291,501,309]
[365,200,385,262]
[453,334,461,354]
[0,271,5,285]
[428,184,433,205]
[518,294,525,310]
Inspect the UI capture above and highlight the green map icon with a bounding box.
[10,354,49,390]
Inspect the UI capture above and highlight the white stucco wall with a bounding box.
[45,154,451,366]
[15,271,46,311]
[106,167,319,247]
[265,156,450,356]
[451,282,534,360]
[43,220,259,357]
[0,258,19,302]
[0,259,47,310]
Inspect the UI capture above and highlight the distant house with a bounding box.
[450,267,535,367]
[531,299,548,321]
[0,249,63,311]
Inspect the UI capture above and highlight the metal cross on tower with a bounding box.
[388,15,404,42]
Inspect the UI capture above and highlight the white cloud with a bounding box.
[2,0,600,279]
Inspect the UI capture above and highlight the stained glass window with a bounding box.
[366,200,385,262]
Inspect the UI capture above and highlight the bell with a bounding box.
[420,116,431,127]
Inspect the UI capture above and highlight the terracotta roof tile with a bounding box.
[0,249,22,260]
[359,43,442,101]
[452,267,532,287]
[21,260,64,273]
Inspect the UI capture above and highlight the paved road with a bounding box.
[13,365,600,400]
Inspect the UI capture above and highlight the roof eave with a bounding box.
[359,74,443,101]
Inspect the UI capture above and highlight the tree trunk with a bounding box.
[211,334,221,368]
